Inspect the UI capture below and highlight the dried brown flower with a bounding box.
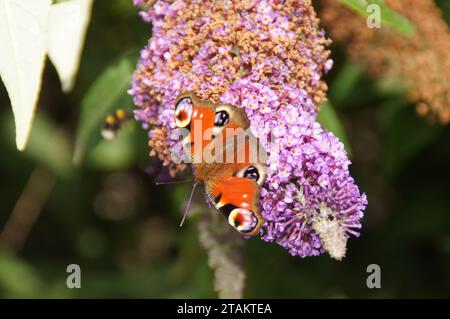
[321,0,450,123]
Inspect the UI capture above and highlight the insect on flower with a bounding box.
[130,0,367,259]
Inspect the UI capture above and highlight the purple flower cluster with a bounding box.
[222,80,366,257]
[129,0,367,259]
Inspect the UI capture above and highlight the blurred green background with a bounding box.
[1,0,449,298]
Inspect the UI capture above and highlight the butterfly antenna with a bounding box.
[179,182,199,227]
[155,179,193,186]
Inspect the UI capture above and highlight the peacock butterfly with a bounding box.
[174,92,267,236]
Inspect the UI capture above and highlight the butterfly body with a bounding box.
[174,92,267,236]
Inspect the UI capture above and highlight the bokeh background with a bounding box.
[1,0,449,298]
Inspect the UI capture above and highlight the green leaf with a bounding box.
[339,0,415,37]
[2,113,72,176]
[380,103,443,177]
[87,121,140,170]
[375,76,410,97]
[26,115,73,176]
[328,62,364,106]
[0,249,45,298]
[317,102,353,157]
[73,52,137,165]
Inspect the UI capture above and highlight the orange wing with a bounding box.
[174,92,266,237]
[206,177,264,236]
[175,93,215,161]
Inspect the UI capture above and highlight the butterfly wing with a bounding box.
[174,92,267,236]
[203,131,267,236]
[205,176,264,236]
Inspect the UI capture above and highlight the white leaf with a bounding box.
[0,0,51,151]
[47,0,94,93]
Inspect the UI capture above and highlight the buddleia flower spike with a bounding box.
[129,0,367,260]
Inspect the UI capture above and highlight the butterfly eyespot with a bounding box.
[175,97,193,128]
[236,164,267,186]
[228,208,258,234]
[214,110,229,127]
[243,166,260,181]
